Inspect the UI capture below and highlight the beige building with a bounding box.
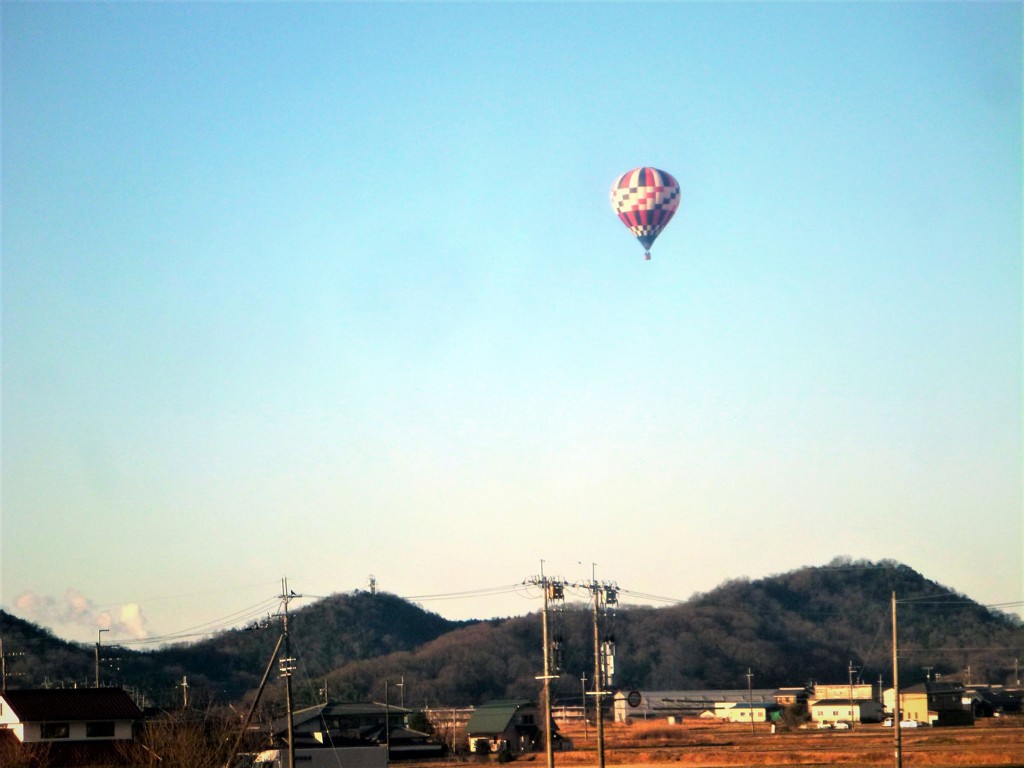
[809,699,883,724]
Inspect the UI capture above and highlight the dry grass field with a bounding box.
[543,719,1024,768]
[422,718,1024,768]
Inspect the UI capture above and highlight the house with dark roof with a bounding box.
[465,700,544,755]
[0,688,141,744]
[270,701,441,760]
[0,687,142,765]
[963,686,1024,717]
[884,682,973,727]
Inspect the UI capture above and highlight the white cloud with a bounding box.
[13,588,149,641]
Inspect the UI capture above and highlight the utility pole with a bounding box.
[746,668,755,734]
[280,578,300,768]
[95,629,108,688]
[528,562,563,768]
[892,592,902,768]
[181,675,190,708]
[592,582,605,768]
[541,570,554,768]
[585,568,616,768]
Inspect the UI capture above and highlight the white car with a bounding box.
[833,722,850,730]
[899,720,921,728]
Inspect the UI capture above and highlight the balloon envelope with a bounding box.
[610,167,680,258]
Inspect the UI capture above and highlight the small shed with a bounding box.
[465,700,542,755]
[723,702,783,723]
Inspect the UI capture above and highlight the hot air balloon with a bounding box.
[610,167,680,260]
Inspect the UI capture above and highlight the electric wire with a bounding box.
[400,583,529,602]
[115,597,280,647]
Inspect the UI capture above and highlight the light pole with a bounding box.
[95,629,108,688]
[892,592,902,768]
[746,668,755,735]
[384,679,391,767]
[848,661,857,730]
[580,673,588,741]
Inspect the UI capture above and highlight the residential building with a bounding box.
[0,687,142,765]
[809,698,884,724]
[270,701,442,759]
[963,685,1023,717]
[722,702,783,723]
[464,700,544,755]
[884,682,973,727]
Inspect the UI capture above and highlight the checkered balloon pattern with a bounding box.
[611,167,680,257]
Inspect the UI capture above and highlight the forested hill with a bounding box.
[0,591,470,702]
[314,559,1023,707]
[2,560,1021,709]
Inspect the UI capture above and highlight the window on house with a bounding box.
[87,721,116,738]
[41,722,70,739]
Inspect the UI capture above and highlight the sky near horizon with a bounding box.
[2,2,1021,647]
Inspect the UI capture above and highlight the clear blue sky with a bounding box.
[3,1,1021,645]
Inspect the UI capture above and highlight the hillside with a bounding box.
[2,560,1021,709]
[311,559,1023,709]
[0,591,468,703]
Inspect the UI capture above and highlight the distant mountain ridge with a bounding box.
[2,560,1021,709]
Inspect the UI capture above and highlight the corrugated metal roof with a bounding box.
[1,688,142,721]
[812,699,875,706]
[621,689,781,706]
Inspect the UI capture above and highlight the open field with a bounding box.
[424,718,1024,768]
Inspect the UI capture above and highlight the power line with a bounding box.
[400,584,528,601]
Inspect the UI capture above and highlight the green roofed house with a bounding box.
[465,700,543,755]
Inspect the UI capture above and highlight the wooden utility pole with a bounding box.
[280,579,299,768]
[224,633,285,768]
